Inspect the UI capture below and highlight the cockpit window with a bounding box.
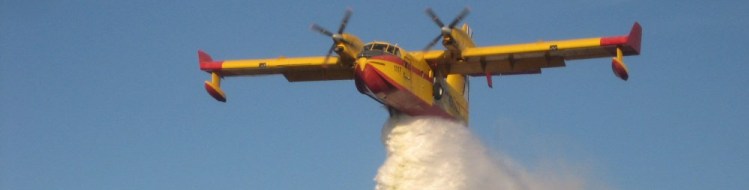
[364,43,375,51]
[372,44,388,51]
[386,46,395,54]
[363,42,400,56]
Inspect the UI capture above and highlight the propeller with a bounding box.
[311,9,354,66]
[423,7,470,52]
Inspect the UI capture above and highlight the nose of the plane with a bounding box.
[355,57,368,72]
[354,57,392,95]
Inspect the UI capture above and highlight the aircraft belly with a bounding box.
[355,62,453,119]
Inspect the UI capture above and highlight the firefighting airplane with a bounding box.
[198,8,642,123]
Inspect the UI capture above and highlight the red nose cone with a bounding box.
[363,66,391,93]
[204,81,227,102]
[612,59,629,81]
[355,64,393,94]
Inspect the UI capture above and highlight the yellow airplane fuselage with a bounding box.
[353,42,469,122]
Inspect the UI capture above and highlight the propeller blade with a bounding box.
[423,34,442,52]
[425,8,445,28]
[423,7,470,52]
[322,44,336,67]
[448,7,470,28]
[311,24,334,37]
[313,9,354,67]
[337,9,353,34]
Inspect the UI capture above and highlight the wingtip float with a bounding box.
[196,8,643,123]
[601,22,641,81]
[198,50,227,102]
[612,47,630,81]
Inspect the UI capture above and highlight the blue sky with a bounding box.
[1,0,747,189]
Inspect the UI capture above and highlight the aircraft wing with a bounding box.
[437,22,642,82]
[198,50,353,82]
[198,50,353,102]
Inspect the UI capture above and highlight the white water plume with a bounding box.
[375,116,587,190]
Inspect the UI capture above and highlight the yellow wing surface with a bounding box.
[198,50,353,102]
[199,51,353,81]
[426,22,642,80]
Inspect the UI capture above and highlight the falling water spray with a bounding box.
[374,116,586,190]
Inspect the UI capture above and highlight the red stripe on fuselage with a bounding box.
[370,55,433,83]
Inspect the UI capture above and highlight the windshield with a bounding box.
[363,42,400,56]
